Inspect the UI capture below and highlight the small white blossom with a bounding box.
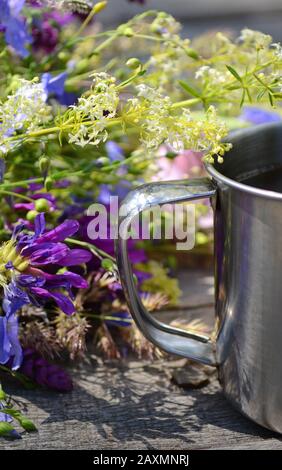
[0,79,50,153]
[133,85,172,150]
[239,29,272,49]
[68,73,119,147]
[195,66,227,85]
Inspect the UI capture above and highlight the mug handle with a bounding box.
[116,177,217,366]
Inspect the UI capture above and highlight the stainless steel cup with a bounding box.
[116,122,282,433]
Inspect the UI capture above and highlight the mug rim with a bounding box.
[205,122,282,201]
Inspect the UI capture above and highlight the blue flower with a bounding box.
[98,142,134,203]
[0,159,5,183]
[41,72,67,99]
[41,72,77,106]
[0,309,23,369]
[240,106,282,125]
[105,141,124,162]
[0,0,32,57]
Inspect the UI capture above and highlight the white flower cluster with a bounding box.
[195,66,228,85]
[131,84,172,151]
[238,29,272,49]
[68,73,119,147]
[0,79,50,154]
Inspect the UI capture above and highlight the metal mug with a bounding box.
[116,122,282,433]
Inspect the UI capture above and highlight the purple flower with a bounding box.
[240,106,282,125]
[0,0,32,57]
[31,10,73,53]
[20,349,73,392]
[0,215,92,369]
[32,19,59,53]
[1,214,92,317]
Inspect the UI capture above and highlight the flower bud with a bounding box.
[96,156,110,167]
[39,156,50,174]
[185,48,199,60]
[150,23,162,35]
[35,198,50,213]
[126,58,141,70]
[101,258,115,271]
[75,59,89,74]
[123,27,134,37]
[58,51,70,62]
[44,177,53,191]
[93,1,107,14]
[26,210,39,222]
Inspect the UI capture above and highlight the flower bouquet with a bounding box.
[0,0,281,438]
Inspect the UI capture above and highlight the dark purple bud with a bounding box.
[20,349,73,393]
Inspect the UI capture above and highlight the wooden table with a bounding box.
[1,268,282,450]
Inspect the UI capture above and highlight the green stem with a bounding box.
[0,190,33,202]
[66,237,116,262]
[6,117,122,143]
[81,312,132,324]
[170,98,201,109]
[0,177,43,190]
[91,33,119,56]
[117,70,143,90]
[75,4,103,38]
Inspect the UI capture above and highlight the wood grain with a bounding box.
[1,268,281,450]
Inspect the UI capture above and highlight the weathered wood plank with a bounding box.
[0,268,281,450]
[1,359,282,450]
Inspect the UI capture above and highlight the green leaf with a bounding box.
[226,84,241,91]
[185,48,199,60]
[257,90,266,101]
[226,65,242,83]
[18,417,37,432]
[1,408,37,432]
[0,422,16,438]
[179,80,201,98]
[246,88,252,103]
[137,70,147,77]
[0,388,6,401]
[253,73,265,86]
[240,89,246,108]
[268,92,274,106]
[0,365,37,390]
